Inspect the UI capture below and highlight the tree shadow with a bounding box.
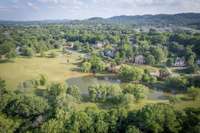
[70,67,82,72]
[0,59,15,63]
[34,88,47,98]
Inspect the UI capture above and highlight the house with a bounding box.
[63,43,74,52]
[129,36,137,45]
[15,46,22,55]
[107,65,121,73]
[197,59,200,65]
[173,57,186,67]
[94,41,104,48]
[64,42,74,50]
[67,42,74,49]
[83,53,91,60]
[134,55,145,64]
[101,49,115,58]
[150,70,160,77]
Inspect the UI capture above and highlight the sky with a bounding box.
[0,0,200,21]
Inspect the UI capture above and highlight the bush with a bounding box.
[67,86,81,101]
[126,126,141,133]
[188,65,199,74]
[142,72,157,83]
[145,55,155,65]
[40,51,46,57]
[187,87,200,101]
[136,104,181,133]
[21,46,34,57]
[48,83,66,98]
[0,41,16,59]
[159,68,171,79]
[39,74,48,86]
[5,95,49,118]
[0,79,7,96]
[166,76,189,91]
[89,55,106,72]
[119,65,144,82]
[123,84,149,102]
[120,94,135,105]
[188,76,200,87]
[0,113,20,133]
[81,62,92,72]
[49,51,57,58]
[166,58,174,67]
[168,95,181,104]
[88,85,122,102]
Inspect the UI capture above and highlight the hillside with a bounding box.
[106,13,200,25]
[1,13,200,27]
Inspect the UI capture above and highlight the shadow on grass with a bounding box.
[72,61,82,66]
[34,88,47,97]
[66,75,95,94]
[0,59,15,64]
[70,67,82,72]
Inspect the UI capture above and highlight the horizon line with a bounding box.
[0,12,199,22]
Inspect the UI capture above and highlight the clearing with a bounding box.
[0,49,90,89]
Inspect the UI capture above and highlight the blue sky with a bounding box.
[0,0,200,20]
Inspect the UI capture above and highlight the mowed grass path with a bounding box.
[0,50,90,89]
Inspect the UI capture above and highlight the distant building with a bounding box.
[83,53,91,60]
[107,65,121,73]
[67,42,74,49]
[102,50,115,58]
[197,59,200,65]
[63,42,74,50]
[129,36,137,45]
[63,42,74,53]
[150,70,160,77]
[173,57,186,67]
[15,46,22,55]
[94,41,104,48]
[134,55,145,64]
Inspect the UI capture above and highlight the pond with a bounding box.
[148,90,169,100]
[66,75,170,100]
[66,75,119,95]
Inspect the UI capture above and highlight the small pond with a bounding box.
[66,75,119,95]
[66,75,170,100]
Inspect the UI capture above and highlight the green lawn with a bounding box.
[173,100,200,110]
[132,64,160,72]
[0,49,90,89]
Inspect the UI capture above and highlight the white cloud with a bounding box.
[27,2,39,10]
[1,0,200,20]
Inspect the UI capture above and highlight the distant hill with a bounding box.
[1,13,200,26]
[105,13,200,26]
[0,19,69,25]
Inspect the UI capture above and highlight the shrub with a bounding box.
[119,65,144,82]
[123,84,149,102]
[49,51,57,58]
[166,76,189,91]
[67,86,81,101]
[21,46,34,57]
[187,87,200,101]
[81,62,92,72]
[5,95,49,118]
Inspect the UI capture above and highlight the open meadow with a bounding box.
[0,49,90,89]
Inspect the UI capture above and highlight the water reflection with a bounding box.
[66,75,170,100]
[66,75,118,95]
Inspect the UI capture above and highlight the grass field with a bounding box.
[0,49,90,89]
[173,99,200,110]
